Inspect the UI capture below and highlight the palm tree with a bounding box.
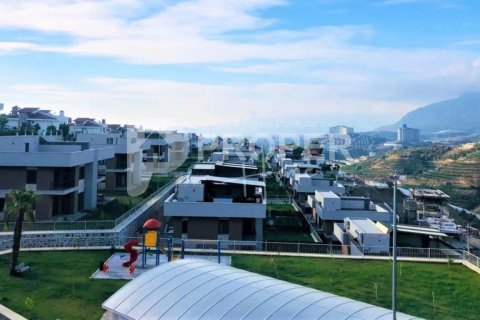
[4,189,37,276]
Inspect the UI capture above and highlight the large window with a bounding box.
[26,169,37,184]
[182,218,188,234]
[79,166,85,180]
[78,192,84,211]
[218,219,229,235]
[0,198,5,212]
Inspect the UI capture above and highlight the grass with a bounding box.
[264,231,313,242]
[1,251,478,319]
[265,204,314,243]
[265,177,290,197]
[232,255,480,320]
[86,175,174,220]
[267,204,296,212]
[0,251,126,320]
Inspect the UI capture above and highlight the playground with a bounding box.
[91,218,231,280]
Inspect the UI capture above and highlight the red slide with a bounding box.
[122,240,139,267]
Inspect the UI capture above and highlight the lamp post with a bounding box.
[391,172,399,320]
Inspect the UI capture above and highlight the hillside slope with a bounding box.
[377,93,480,134]
[343,143,480,210]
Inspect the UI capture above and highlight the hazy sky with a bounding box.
[0,0,479,133]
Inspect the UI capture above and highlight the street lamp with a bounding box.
[391,172,399,320]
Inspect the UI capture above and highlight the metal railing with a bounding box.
[1,236,478,273]
[113,176,184,228]
[0,177,182,233]
[120,237,470,263]
[463,250,480,268]
[267,196,292,204]
[177,239,463,260]
[0,220,116,232]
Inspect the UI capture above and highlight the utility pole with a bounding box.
[392,172,399,320]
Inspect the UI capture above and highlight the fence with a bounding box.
[1,235,478,272]
[113,178,180,228]
[118,237,470,263]
[0,177,181,233]
[177,239,463,259]
[267,196,292,204]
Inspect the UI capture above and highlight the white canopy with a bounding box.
[103,259,421,320]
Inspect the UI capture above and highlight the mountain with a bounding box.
[377,93,480,134]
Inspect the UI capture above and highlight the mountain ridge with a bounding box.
[377,93,480,134]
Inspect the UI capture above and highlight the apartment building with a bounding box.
[164,175,266,241]
[329,125,354,136]
[75,132,142,191]
[397,124,420,143]
[0,136,114,220]
[139,130,189,170]
[308,191,390,239]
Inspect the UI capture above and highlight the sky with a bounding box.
[0,0,479,134]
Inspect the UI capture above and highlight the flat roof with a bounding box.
[215,161,257,170]
[396,225,449,237]
[184,175,265,187]
[192,163,216,170]
[103,259,419,320]
[316,191,340,199]
[412,189,450,199]
[347,218,386,234]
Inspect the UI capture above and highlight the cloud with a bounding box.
[4,76,414,131]
[0,0,479,132]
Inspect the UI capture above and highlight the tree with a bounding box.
[0,114,8,131]
[4,189,37,276]
[58,123,70,140]
[18,122,34,135]
[33,123,41,135]
[292,146,304,159]
[46,125,56,135]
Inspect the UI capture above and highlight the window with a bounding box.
[78,192,84,211]
[26,169,37,184]
[181,218,188,234]
[0,198,5,212]
[79,166,85,180]
[24,142,30,152]
[218,219,229,235]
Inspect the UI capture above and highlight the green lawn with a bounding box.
[265,204,314,243]
[1,251,479,319]
[267,203,296,212]
[264,231,314,242]
[265,177,290,197]
[0,251,126,320]
[232,255,480,320]
[86,176,174,220]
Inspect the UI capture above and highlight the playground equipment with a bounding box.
[123,218,225,270]
[123,240,139,267]
[141,218,175,268]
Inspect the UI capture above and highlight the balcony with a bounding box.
[36,179,78,196]
[164,194,266,219]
